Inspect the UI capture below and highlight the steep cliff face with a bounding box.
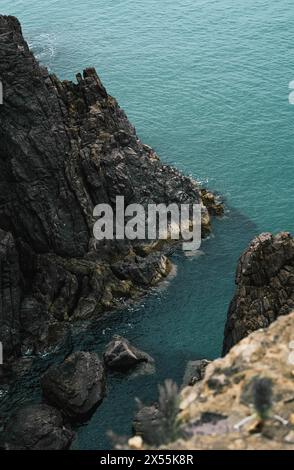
[0,15,222,361]
[164,312,294,450]
[223,232,294,355]
[0,229,21,358]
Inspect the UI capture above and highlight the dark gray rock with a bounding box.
[2,404,74,450]
[0,229,21,360]
[111,254,171,287]
[182,359,211,387]
[132,404,161,445]
[104,336,154,371]
[223,232,294,354]
[41,352,106,421]
[0,15,221,362]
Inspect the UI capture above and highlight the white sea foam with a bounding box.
[28,33,57,68]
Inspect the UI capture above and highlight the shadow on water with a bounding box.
[0,204,259,449]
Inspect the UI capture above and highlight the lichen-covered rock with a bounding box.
[165,312,294,450]
[0,15,221,362]
[41,352,106,421]
[2,404,75,450]
[223,232,294,354]
[104,336,154,371]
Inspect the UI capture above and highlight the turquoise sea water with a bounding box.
[1,0,294,449]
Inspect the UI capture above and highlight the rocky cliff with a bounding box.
[223,232,294,354]
[0,15,222,362]
[163,311,294,450]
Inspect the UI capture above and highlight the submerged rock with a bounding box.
[223,232,294,354]
[2,404,74,450]
[182,359,211,387]
[104,336,154,371]
[41,352,106,422]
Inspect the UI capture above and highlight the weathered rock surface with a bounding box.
[0,15,222,362]
[182,359,211,387]
[41,351,106,421]
[129,313,294,450]
[104,335,154,371]
[0,229,21,360]
[1,404,74,450]
[223,232,294,355]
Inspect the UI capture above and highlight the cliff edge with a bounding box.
[165,311,294,450]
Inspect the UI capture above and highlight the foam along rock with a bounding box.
[41,351,106,422]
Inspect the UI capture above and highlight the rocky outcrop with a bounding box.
[223,232,294,355]
[104,336,154,371]
[1,404,75,450]
[41,352,106,422]
[182,359,211,387]
[130,312,294,450]
[0,15,222,363]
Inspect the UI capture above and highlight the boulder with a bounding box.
[2,404,74,450]
[41,351,106,421]
[104,336,154,371]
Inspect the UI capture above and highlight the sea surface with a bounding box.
[1,0,294,449]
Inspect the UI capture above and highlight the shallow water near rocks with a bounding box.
[1,0,294,449]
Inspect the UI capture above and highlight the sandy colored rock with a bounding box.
[164,312,294,450]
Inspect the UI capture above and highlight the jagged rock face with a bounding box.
[223,232,294,355]
[165,312,294,450]
[0,14,210,257]
[0,229,21,358]
[0,15,222,361]
[1,404,75,450]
